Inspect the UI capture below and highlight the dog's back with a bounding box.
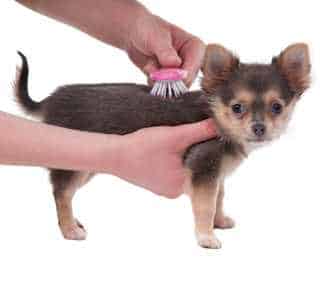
[42,84,211,135]
[15,52,211,135]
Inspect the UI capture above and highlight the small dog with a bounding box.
[15,43,310,248]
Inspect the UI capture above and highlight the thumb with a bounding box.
[149,35,182,67]
[173,119,217,150]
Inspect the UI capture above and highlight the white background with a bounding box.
[0,0,319,281]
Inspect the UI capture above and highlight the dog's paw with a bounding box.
[60,219,87,241]
[196,233,222,249]
[214,215,235,229]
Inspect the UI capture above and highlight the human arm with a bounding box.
[0,111,215,197]
[16,0,205,85]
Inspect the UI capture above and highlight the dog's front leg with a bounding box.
[190,179,221,249]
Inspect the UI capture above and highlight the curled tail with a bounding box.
[15,51,42,116]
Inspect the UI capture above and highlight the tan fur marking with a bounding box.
[262,89,283,105]
[214,182,235,229]
[230,89,255,105]
[260,90,299,140]
[221,154,244,178]
[54,172,93,240]
[212,95,253,143]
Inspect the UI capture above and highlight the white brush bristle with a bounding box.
[150,80,188,98]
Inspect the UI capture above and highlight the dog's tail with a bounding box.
[14,51,42,117]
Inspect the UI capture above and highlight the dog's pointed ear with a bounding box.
[201,44,239,94]
[274,43,311,95]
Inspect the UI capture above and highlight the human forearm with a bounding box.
[0,111,120,173]
[0,111,215,197]
[16,0,205,84]
[16,0,149,51]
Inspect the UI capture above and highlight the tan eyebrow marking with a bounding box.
[230,89,255,105]
[262,89,283,105]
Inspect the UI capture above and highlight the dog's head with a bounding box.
[201,43,311,146]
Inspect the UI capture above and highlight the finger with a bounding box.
[148,32,182,68]
[127,48,160,84]
[180,38,205,87]
[127,47,149,71]
[144,59,163,86]
[143,59,160,76]
[154,45,182,68]
[172,119,217,150]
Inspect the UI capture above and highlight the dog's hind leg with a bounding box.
[50,170,93,240]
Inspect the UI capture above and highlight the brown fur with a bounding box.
[275,43,311,95]
[15,43,311,247]
[201,44,239,94]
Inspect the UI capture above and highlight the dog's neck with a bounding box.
[212,118,268,158]
[213,134,248,159]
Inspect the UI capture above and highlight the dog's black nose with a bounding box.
[252,123,266,137]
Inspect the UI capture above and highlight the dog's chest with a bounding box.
[220,153,244,179]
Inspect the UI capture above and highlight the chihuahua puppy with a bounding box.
[15,43,310,248]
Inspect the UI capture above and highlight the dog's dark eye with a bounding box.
[271,102,283,115]
[232,103,245,115]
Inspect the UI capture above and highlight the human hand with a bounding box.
[112,119,216,198]
[126,11,205,87]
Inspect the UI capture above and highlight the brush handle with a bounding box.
[150,68,187,81]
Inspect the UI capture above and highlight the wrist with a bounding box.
[101,133,137,179]
[90,134,125,175]
[121,5,152,52]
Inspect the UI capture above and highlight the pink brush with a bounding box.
[150,68,188,98]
